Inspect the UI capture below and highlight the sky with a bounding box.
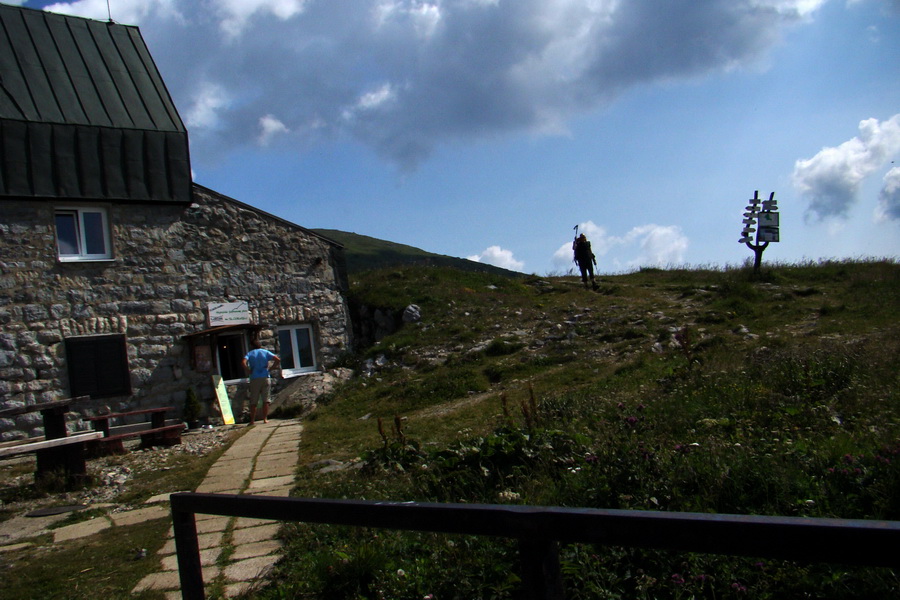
[17,0,900,274]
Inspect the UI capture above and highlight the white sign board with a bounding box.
[758,212,780,227]
[208,301,250,326]
[758,226,780,243]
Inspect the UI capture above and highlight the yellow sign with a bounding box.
[212,375,235,425]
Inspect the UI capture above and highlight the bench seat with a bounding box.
[0,431,105,485]
[0,431,104,458]
[88,422,183,455]
[85,406,181,455]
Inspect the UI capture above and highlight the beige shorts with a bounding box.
[248,377,271,408]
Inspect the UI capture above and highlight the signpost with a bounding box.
[740,191,779,273]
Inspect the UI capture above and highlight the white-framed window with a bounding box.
[55,206,112,261]
[277,324,317,377]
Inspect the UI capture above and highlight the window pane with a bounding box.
[55,212,79,255]
[278,329,296,370]
[82,211,107,255]
[65,335,131,398]
[295,328,314,367]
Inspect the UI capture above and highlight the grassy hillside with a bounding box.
[312,228,524,276]
[262,259,899,599]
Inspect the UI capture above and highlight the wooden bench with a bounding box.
[85,407,183,455]
[0,431,104,458]
[0,397,97,486]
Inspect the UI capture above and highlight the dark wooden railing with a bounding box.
[170,492,900,600]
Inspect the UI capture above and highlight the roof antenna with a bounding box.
[107,0,114,23]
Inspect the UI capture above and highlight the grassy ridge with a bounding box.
[312,229,524,276]
[263,260,899,599]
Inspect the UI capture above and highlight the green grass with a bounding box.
[3,518,171,600]
[249,259,899,599]
[0,428,248,600]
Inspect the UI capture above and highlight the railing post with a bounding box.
[518,537,565,600]
[171,499,205,600]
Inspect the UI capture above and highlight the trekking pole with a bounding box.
[573,225,579,265]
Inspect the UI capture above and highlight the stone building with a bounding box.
[0,5,352,439]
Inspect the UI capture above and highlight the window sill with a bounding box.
[58,257,116,264]
[281,369,318,379]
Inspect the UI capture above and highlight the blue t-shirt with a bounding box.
[245,348,276,379]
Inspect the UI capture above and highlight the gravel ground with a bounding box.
[0,426,242,518]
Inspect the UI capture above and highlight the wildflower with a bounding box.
[397,569,406,577]
[731,582,747,593]
[671,573,685,585]
[625,416,638,425]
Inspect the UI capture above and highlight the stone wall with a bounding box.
[0,185,352,440]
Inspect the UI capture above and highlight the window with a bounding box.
[55,207,112,261]
[278,324,317,377]
[215,332,248,383]
[65,335,131,399]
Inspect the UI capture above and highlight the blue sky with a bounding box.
[21,0,900,274]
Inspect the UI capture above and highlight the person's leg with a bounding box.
[248,378,264,425]
[247,382,256,424]
[587,264,597,289]
[261,379,271,423]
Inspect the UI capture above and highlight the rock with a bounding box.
[402,304,421,323]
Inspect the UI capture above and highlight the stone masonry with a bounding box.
[0,184,352,440]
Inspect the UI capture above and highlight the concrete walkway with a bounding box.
[132,419,302,598]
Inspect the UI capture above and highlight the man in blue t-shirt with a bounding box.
[242,339,281,424]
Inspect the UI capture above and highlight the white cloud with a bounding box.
[876,167,900,222]
[213,0,309,37]
[257,114,290,146]
[42,0,182,25]
[343,83,398,122]
[622,224,690,268]
[793,114,900,220]
[184,83,232,131]
[468,246,525,271]
[552,221,688,271]
[374,1,443,39]
[41,1,836,169]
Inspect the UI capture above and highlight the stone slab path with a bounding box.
[131,419,302,598]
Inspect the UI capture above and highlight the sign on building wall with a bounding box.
[193,345,212,372]
[208,301,250,326]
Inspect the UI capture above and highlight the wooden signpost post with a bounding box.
[740,190,779,274]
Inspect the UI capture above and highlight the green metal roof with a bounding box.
[0,4,191,203]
